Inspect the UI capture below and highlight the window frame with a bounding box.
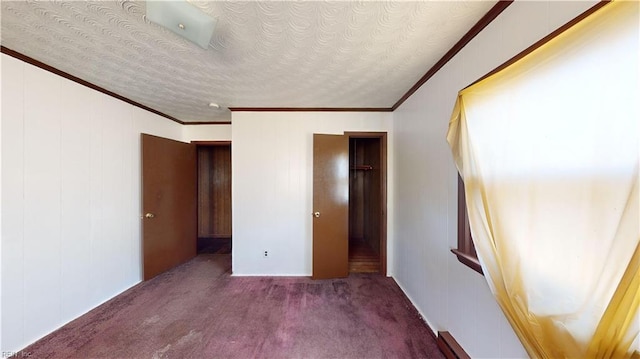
[448,1,612,279]
[451,175,483,275]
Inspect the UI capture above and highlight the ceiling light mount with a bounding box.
[209,103,221,109]
[147,0,216,49]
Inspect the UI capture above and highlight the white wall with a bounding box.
[392,1,598,358]
[0,53,183,352]
[182,124,231,142]
[232,112,393,276]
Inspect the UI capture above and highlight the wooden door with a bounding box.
[312,134,349,279]
[142,134,197,280]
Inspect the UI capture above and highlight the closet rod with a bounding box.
[351,165,373,171]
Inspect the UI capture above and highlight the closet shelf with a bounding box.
[351,165,373,171]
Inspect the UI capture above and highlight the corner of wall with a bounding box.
[0,52,185,352]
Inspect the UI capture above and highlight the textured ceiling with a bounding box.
[1,1,496,123]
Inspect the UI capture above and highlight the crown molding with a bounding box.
[1,45,185,125]
[1,1,515,121]
[467,0,610,89]
[228,107,392,112]
[392,0,514,111]
[183,121,232,125]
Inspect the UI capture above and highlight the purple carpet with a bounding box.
[20,254,444,358]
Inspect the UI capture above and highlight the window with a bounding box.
[446,2,639,356]
[451,175,482,275]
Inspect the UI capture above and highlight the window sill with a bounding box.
[451,249,484,275]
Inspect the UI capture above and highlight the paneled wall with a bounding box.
[232,112,393,276]
[1,54,183,352]
[392,1,598,358]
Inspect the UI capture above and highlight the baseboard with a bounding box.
[390,277,438,340]
[437,331,471,359]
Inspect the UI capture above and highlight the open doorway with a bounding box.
[347,133,387,274]
[194,142,232,255]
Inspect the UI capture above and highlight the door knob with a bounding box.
[313,212,320,218]
[145,213,155,219]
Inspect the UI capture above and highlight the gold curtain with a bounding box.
[446,1,639,358]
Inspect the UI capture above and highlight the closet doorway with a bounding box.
[194,142,232,255]
[347,132,387,274]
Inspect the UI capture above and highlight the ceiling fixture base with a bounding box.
[146,0,216,49]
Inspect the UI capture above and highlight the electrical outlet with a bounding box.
[264,250,268,257]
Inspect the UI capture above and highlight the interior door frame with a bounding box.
[191,141,232,146]
[344,131,388,275]
[191,140,232,245]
